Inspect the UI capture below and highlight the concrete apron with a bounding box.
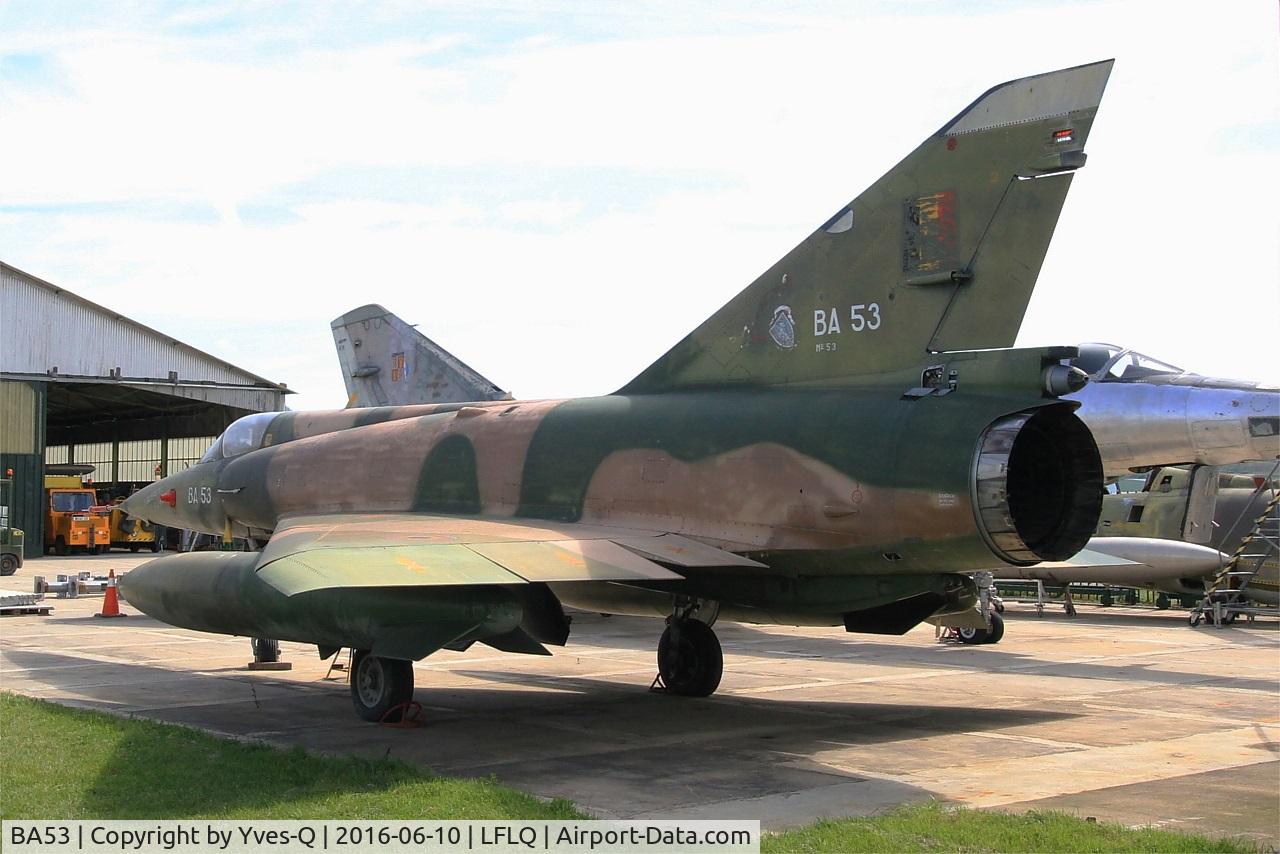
[2,552,1277,848]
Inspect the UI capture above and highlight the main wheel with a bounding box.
[983,612,1005,644]
[657,620,723,697]
[251,637,280,663]
[350,649,415,722]
[55,537,68,556]
[0,555,17,576]
[151,539,162,553]
[1156,593,1171,610]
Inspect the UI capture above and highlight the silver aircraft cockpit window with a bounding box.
[220,412,278,458]
[198,435,224,464]
[1103,350,1184,382]
[198,412,280,463]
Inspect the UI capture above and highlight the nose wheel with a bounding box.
[656,619,723,696]
[350,649,415,722]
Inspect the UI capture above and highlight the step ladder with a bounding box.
[1190,467,1280,627]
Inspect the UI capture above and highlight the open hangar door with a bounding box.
[2,263,291,560]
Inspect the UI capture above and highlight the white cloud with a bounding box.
[3,0,1277,411]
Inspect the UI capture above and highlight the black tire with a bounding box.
[129,544,141,553]
[1100,590,1114,607]
[350,649,415,722]
[251,637,280,663]
[0,555,17,576]
[55,537,68,556]
[92,545,105,555]
[657,620,723,697]
[983,612,1005,644]
[957,624,989,644]
[1156,593,1171,610]
[151,539,162,553]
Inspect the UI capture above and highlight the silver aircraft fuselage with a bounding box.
[1065,344,1279,479]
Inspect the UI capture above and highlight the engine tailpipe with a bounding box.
[973,405,1103,565]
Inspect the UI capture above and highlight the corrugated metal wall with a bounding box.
[0,380,46,557]
[2,263,280,390]
[45,436,217,484]
[0,380,39,454]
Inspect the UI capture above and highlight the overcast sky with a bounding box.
[3,1,1277,410]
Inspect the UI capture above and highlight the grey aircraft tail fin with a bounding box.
[622,60,1113,393]
[331,305,510,408]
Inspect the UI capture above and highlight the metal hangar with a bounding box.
[0,261,291,559]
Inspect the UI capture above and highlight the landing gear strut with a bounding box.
[350,649,414,722]
[655,600,723,697]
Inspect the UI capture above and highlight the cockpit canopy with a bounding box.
[1071,343,1184,382]
[198,412,279,463]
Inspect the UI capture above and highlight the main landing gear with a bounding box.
[957,611,1005,645]
[655,600,723,697]
[350,649,414,722]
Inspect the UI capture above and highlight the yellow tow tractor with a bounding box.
[106,498,161,552]
[44,478,111,556]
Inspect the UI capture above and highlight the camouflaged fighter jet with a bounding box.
[122,60,1113,722]
[332,304,510,408]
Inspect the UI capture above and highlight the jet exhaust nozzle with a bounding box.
[973,405,1104,565]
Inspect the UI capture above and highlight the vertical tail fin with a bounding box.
[331,305,510,407]
[623,60,1114,393]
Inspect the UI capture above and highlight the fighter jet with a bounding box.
[1097,463,1279,607]
[1064,344,1279,480]
[997,464,1279,612]
[123,61,1113,722]
[332,304,509,407]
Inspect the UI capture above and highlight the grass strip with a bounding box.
[761,803,1255,853]
[0,692,581,820]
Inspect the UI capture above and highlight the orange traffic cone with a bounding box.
[96,569,127,619]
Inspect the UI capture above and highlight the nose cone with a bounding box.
[121,465,226,535]
[120,480,180,527]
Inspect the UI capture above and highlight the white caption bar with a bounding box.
[3,821,759,854]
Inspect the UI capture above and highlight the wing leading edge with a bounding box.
[255,513,765,596]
